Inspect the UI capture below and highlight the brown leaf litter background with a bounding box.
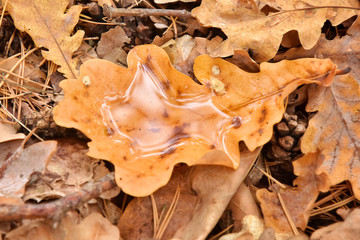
[1,0,360,239]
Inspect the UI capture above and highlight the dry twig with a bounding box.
[0,172,117,221]
[103,5,192,19]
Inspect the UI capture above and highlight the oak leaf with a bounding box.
[301,74,360,197]
[192,0,359,62]
[53,44,336,196]
[257,152,327,233]
[6,0,84,78]
[193,55,336,152]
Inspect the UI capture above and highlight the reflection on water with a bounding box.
[101,63,240,158]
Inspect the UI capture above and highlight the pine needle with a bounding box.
[277,191,299,235]
[152,186,181,239]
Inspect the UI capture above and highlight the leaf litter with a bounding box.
[1,0,360,239]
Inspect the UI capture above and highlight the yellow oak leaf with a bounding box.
[192,0,359,62]
[193,55,336,152]
[53,44,336,196]
[6,0,84,78]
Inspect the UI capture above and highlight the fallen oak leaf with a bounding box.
[96,26,130,66]
[53,44,337,197]
[6,0,84,78]
[301,74,360,198]
[192,0,359,62]
[257,152,328,233]
[193,55,336,152]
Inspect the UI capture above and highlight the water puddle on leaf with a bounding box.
[100,63,240,158]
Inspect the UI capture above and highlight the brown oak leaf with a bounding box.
[192,0,359,62]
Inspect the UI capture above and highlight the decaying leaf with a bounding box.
[22,139,118,202]
[6,0,84,78]
[0,140,57,199]
[97,26,130,66]
[53,44,336,196]
[192,0,359,61]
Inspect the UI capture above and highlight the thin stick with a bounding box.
[154,186,180,239]
[103,5,192,19]
[272,5,360,16]
[310,196,355,216]
[151,194,159,237]
[253,165,287,189]
[277,192,299,235]
[0,0,8,28]
[0,172,117,221]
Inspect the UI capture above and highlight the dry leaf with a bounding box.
[0,122,25,143]
[163,35,208,76]
[0,57,46,90]
[97,26,130,66]
[5,219,62,240]
[311,208,360,240]
[53,44,336,196]
[228,183,262,232]
[163,36,259,76]
[257,152,326,233]
[269,17,360,198]
[66,212,120,240]
[173,147,261,240]
[6,0,84,78]
[119,147,260,240]
[274,16,360,73]
[192,0,359,61]
[23,139,111,202]
[0,140,57,199]
[5,212,120,240]
[301,74,360,198]
[118,165,197,240]
[258,16,360,233]
[219,215,264,240]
